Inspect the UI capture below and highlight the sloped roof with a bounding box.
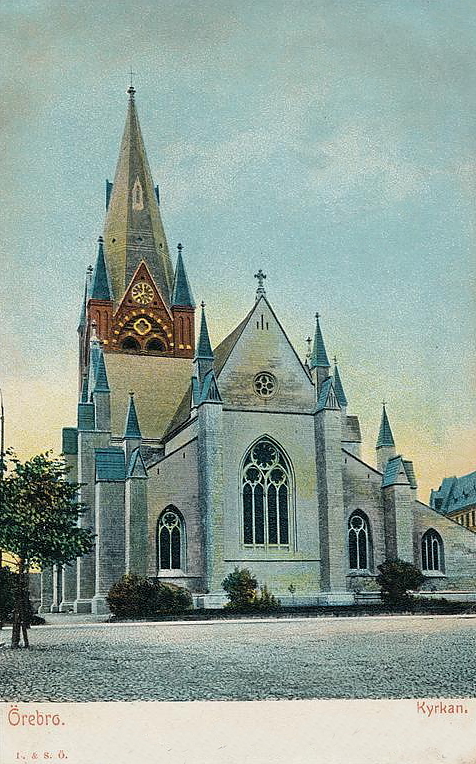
[316,376,340,411]
[431,471,476,514]
[95,447,126,482]
[382,455,409,488]
[126,447,148,478]
[77,403,95,431]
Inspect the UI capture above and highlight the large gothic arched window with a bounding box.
[421,529,444,573]
[348,510,372,571]
[242,439,291,546]
[156,508,185,571]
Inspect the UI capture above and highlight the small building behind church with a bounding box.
[431,472,476,533]
[40,87,476,614]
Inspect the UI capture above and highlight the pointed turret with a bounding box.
[310,313,330,369]
[78,265,93,332]
[194,302,214,383]
[333,359,348,408]
[172,243,195,307]
[103,86,174,306]
[90,237,112,301]
[376,403,396,473]
[309,313,331,395]
[93,352,110,393]
[124,391,142,439]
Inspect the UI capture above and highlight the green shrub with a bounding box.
[222,567,281,611]
[107,574,192,619]
[376,559,425,606]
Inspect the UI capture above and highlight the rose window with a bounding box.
[253,372,276,398]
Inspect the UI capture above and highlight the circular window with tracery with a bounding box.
[253,372,277,399]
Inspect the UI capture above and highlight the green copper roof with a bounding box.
[403,460,417,489]
[95,447,125,482]
[90,237,112,301]
[62,427,78,455]
[382,456,409,488]
[376,405,395,449]
[172,247,195,307]
[77,403,95,431]
[93,351,110,393]
[430,471,476,515]
[196,303,213,359]
[316,376,340,411]
[309,314,330,369]
[333,364,348,407]
[126,447,148,479]
[124,393,142,439]
[199,369,223,404]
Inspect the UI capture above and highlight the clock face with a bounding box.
[131,281,154,305]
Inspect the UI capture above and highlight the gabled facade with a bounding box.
[40,90,476,614]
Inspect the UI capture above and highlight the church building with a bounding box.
[40,87,476,613]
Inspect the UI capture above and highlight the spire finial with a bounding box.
[177,242,183,253]
[254,269,267,299]
[333,355,337,365]
[129,390,134,398]
[382,399,387,408]
[201,300,206,309]
[128,68,136,98]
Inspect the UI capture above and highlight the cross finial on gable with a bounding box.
[333,355,337,365]
[254,269,266,299]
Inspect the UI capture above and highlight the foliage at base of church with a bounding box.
[107,574,192,618]
[376,559,425,605]
[222,567,281,611]
[0,452,95,648]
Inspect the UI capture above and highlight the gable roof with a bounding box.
[164,296,313,440]
[382,455,410,488]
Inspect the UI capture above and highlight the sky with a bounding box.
[0,0,474,502]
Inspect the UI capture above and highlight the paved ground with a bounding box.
[1,615,475,701]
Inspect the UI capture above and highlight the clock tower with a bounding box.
[77,86,196,442]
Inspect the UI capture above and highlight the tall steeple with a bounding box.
[103,86,174,307]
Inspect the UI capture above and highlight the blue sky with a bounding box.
[0,0,474,499]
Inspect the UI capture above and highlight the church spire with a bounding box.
[103,86,174,307]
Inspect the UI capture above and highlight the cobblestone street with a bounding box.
[1,615,475,702]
